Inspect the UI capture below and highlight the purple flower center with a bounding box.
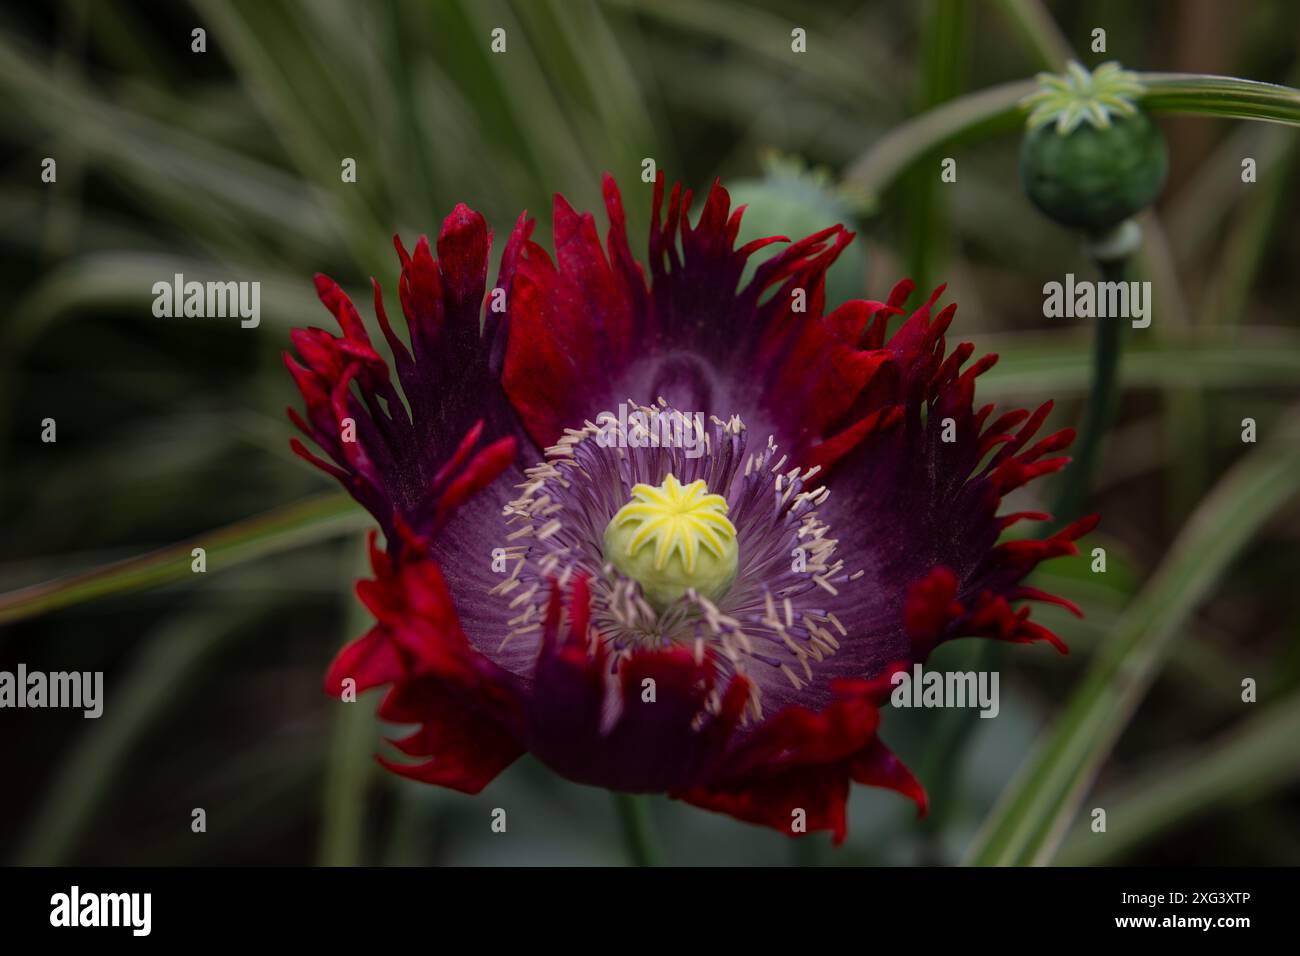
[490,401,859,719]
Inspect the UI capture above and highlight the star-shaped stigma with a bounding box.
[1022,60,1146,134]
[608,474,736,573]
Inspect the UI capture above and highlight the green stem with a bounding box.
[1052,255,1128,524]
[319,537,380,866]
[612,793,658,867]
[1141,72,1300,125]
[916,640,998,864]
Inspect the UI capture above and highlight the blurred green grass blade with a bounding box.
[0,188,176,256]
[0,31,339,252]
[1164,124,1284,267]
[1162,386,1211,523]
[1129,207,1207,522]
[918,0,967,120]
[2,252,325,348]
[0,493,367,626]
[42,0,90,262]
[82,0,176,84]
[1168,50,1300,271]
[15,599,270,864]
[1056,695,1300,866]
[191,0,390,276]
[447,0,596,194]
[965,411,1300,866]
[992,0,1070,70]
[0,251,328,456]
[977,331,1300,397]
[605,0,895,108]
[1201,133,1300,328]
[319,535,380,866]
[1142,73,1300,125]
[530,0,658,177]
[901,0,967,291]
[382,0,439,225]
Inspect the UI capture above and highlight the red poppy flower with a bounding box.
[285,173,1097,844]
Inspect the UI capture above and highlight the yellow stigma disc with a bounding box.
[603,474,739,610]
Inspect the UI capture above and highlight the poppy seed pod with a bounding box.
[727,154,869,306]
[1019,61,1168,234]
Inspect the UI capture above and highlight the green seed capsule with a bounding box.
[1018,62,1167,235]
[728,154,869,305]
[1020,109,1168,234]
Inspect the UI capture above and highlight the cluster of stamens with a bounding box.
[490,399,861,718]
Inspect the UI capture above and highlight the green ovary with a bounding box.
[603,474,739,612]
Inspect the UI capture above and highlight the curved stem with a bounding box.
[1052,256,1127,524]
[1141,72,1300,125]
[612,793,658,867]
[917,638,999,863]
[843,73,1300,203]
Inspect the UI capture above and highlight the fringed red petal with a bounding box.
[680,675,922,845]
[286,204,519,543]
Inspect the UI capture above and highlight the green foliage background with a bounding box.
[1,0,1299,866]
